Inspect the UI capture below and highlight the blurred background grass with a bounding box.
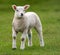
[0,0,60,11]
[0,0,60,55]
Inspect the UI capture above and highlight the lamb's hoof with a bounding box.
[20,46,25,50]
[40,44,44,47]
[12,48,16,50]
[28,44,33,47]
[20,47,25,50]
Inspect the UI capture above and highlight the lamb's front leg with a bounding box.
[12,27,17,49]
[20,29,28,50]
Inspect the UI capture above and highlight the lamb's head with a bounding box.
[12,5,30,18]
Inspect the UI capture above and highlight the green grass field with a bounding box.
[0,0,60,55]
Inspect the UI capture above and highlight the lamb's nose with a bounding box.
[21,13,23,16]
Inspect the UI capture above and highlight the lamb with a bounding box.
[12,4,44,50]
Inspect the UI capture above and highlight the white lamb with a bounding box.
[12,4,44,50]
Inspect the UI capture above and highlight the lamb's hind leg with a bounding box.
[35,24,44,47]
[28,29,32,46]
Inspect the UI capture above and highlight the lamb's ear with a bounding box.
[12,5,17,10]
[24,5,30,10]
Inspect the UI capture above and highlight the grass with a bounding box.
[0,0,60,55]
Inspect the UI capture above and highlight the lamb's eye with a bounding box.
[16,10,19,11]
